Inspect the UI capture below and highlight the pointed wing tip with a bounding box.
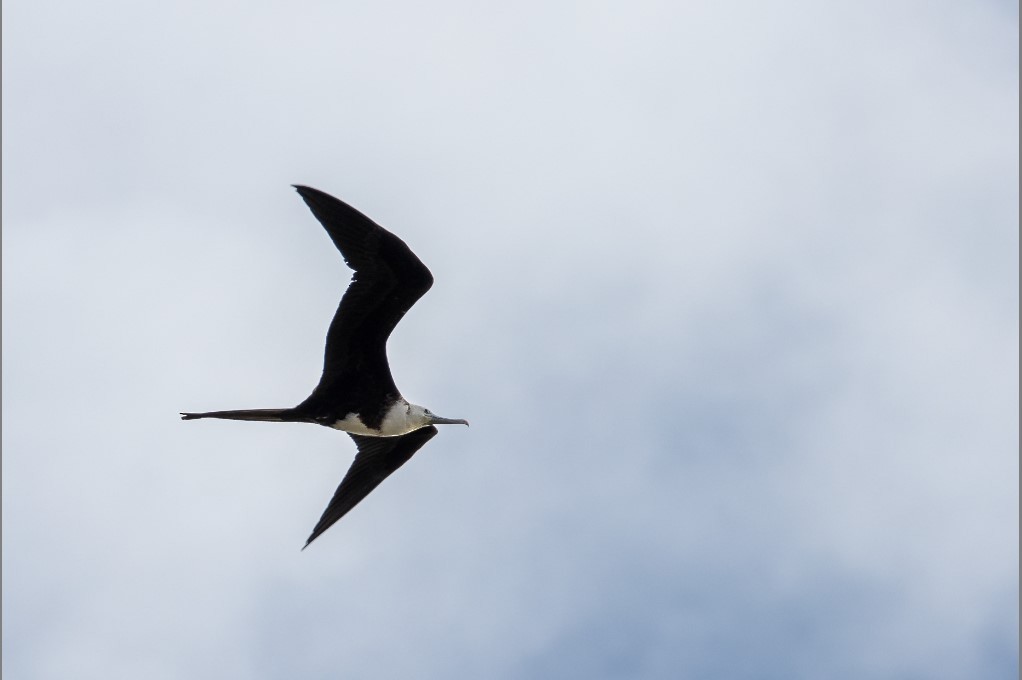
[303,529,327,550]
[302,528,324,550]
[300,427,440,549]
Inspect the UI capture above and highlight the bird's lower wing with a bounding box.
[303,426,439,549]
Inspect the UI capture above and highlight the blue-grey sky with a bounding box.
[3,1,1018,679]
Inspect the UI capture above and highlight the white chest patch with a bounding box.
[330,400,420,437]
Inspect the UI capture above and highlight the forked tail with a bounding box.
[180,408,294,422]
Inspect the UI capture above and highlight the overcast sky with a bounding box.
[3,1,1018,679]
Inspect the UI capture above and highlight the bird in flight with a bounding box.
[182,186,468,548]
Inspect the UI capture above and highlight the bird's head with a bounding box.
[409,403,469,428]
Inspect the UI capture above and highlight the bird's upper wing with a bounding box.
[293,185,434,405]
[303,425,439,548]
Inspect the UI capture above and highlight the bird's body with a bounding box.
[182,185,467,548]
[329,399,434,437]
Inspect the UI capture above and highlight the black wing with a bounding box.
[303,426,439,548]
[293,186,434,410]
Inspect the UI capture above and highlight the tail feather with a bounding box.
[180,408,295,422]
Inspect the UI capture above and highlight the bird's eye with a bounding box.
[424,409,432,416]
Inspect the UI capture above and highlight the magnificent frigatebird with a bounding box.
[182,185,468,548]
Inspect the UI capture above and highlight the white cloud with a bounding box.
[3,1,1016,678]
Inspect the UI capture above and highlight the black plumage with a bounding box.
[293,185,434,429]
[304,426,438,548]
[182,186,465,547]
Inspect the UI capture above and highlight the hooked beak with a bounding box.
[429,415,470,426]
